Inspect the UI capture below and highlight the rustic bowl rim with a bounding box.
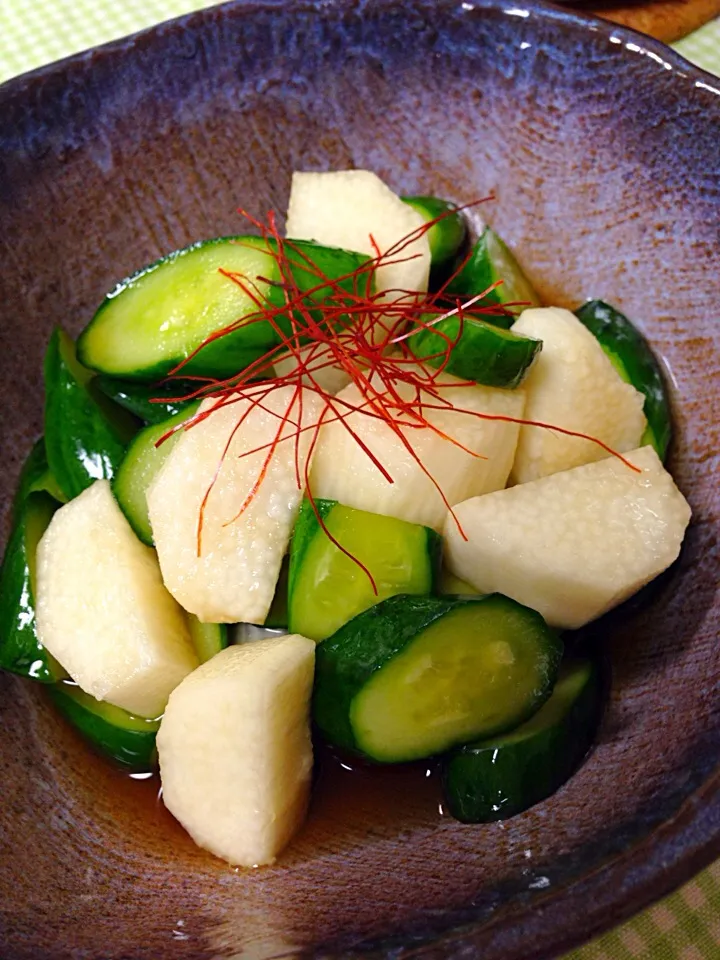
[0,2,718,958]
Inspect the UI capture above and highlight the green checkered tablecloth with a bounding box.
[1,2,718,958]
[675,17,720,71]
[2,0,719,81]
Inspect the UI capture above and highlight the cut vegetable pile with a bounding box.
[0,169,690,867]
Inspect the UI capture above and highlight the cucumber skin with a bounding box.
[112,402,201,546]
[48,683,160,771]
[438,567,480,597]
[288,499,442,640]
[410,312,541,388]
[78,237,370,382]
[442,660,601,823]
[96,377,199,424]
[314,595,460,754]
[187,618,228,665]
[575,300,671,460]
[445,229,540,328]
[11,438,66,520]
[287,498,338,605]
[0,492,62,683]
[401,196,467,273]
[265,556,289,629]
[78,236,269,382]
[44,328,138,499]
[313,594,561,761]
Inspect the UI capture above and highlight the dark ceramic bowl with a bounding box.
[1,1,718,957]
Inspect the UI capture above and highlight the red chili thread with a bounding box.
[149,203,639,585]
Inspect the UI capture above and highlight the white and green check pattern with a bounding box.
[1,1,719,83]
[675,18,720,73]
[0,2,718,958]
[1,0,217,83]
[566,861,720,960]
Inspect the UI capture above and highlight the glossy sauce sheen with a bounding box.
[46,631,611,879]
[110,743,446,856]
[83,647,612,859]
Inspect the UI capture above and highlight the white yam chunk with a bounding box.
[510,307,646,483]
[157,635,315,867]
[444,446,691,630]
[285,170,431,297]
[309,369,526,531]
[35,480,197,718]
[273,343,352,395]
[147,386,323,625]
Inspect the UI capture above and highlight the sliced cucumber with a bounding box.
[445,227,541,328]
[265,557,289,629]
[438,567,479,596]
[288,499,441,642]
[442,659,601,822]
[575,300,672,460]
[113,402,201,545]
[409,312,541,388]
[96,376,199,424]
[11,438,66,520]
[313,594,562,763]
[48,682,160,772]
[78,237,369,381]
[187,617,228,664]
[44,328,138,499]
[401,196,467,278]
[0,492,63,682]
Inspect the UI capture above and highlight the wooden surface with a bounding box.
[588,0,720,42]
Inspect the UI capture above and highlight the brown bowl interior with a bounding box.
[0,2,719,958]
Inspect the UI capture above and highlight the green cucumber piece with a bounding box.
[44,328,138,499]
[313,594,562,763]
[48,682,160,771]
[78,236,370,381]
[96,377,199,424]
[445,227,541,328]
[11,438,66,519]
[575,300,672,460]
[438,567,479,596]
[0,492,64,682]
[288,499,441,642]
[265,557,289,629]
[112,402,201,545]
[187,617,228,664]
[442,659,601,822]
[401,196,467,277]
[409,312,541,388]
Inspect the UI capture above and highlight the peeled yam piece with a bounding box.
[273,343,352,395]
[35,480,197,718]
[510,307,646,483]
[148,386,323,624]
[310,369,526,531]
[285,170,431,297]
[157,635,315,867]
[444,446,691,630]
